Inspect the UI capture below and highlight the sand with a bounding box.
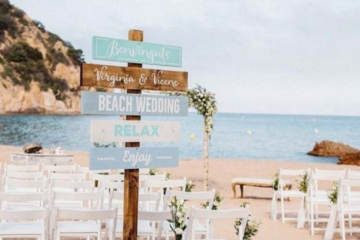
[1,145,360,240]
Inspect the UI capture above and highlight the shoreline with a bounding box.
[0,145,359,239]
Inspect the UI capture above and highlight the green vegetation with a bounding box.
[0,1,23,38]
[0,0,85,102]
[1,65,20,85]
[11,8,24,19]
[0,0,12,15]
[4,42,42,62]
[0,14,17,38]
[67,47,84,66]
[33,20,45,32]
[2,42,69,94]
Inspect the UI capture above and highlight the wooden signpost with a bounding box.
[92,36,182,67]
[90,120,180,142]
[81,30,188,240]
[89,147,179,170]
[81,63,187,91]
[81,91,188,116]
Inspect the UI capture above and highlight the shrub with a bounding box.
[0,14,16,36]
[0,56,4,64]
[33,20,45,32]
[11,8,24,18]
[67,47,84,66]
[5,42,42,62]
[1,65,20,85]
[48,33,61,45]
[19,18,28,26]
[0,0,12,15]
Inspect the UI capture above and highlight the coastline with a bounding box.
[1,145,359,239]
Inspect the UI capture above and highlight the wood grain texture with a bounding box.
[123,29,142,240]
[80,63,188,92]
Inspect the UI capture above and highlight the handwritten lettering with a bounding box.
[93,66,135,87]
[152,71,179,87]
[106,40,170,64]
[123,150,152,167]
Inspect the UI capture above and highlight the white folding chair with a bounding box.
[325,178,360,240]
[307,168,346,235]
[145,178,187,210]
[164,190,216,239]
[186,206,250,240]
[0,192,48,211]
[115,209,171,240]
[4,163,41,172]
[271,168,309,227]
[0,208,48,240]
[44,164,78,176]
[3,178,47,193]
[139,173,167,193]
[49,191,104,240]
[98,180,124,206]
[4,170,44,180]
[50,191,104,211]
[53,208,117,240]
[49,172,87,182]
[50,179,94,192]
[109,191,162,214]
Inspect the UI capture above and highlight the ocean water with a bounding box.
[0,113,359,163]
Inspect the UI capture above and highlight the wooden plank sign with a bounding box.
[89,147,179,170]
[81,91,188,116]
[92,36,182,67]
[91,120,180,142]
[81,63,188,92]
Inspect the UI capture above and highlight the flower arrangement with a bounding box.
[186,85,217,136]
[298,171,309,193]
[272,173,279,191]
[234,203,261,240]
[200,192,223,210]
[185,180,195,192]
[327,182,338,204]
[167,196,187,240]
[149,169,157,175]
[171,85,217,136]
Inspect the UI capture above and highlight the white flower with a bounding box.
[178,217,185,223]
[214,201,219,206]
[176,211,183,218]
[188,180,192,184]
[167,200,172,207]
[175,228,183,235]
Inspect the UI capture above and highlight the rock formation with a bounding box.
[0,0,83,114]
[307,140,360,157]
[338,153,360,166]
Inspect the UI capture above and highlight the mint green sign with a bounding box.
[92,36,182,67]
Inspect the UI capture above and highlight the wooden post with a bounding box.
[203,127,209,191]
[123,29,143,240]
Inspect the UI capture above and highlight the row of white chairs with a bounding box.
[271,168,360,239]
[0,188,249,240]
[0,204,250,240]
[0,162,252,239]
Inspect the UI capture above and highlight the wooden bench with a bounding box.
[231,177,292,198]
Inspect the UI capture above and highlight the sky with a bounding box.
[10,0,360,116]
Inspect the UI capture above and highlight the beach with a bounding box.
[1,145,359,240]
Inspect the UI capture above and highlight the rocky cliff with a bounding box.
[307,140,360,157]
[0,0,82,114]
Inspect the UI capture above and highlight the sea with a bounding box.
[0,113,359,163]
